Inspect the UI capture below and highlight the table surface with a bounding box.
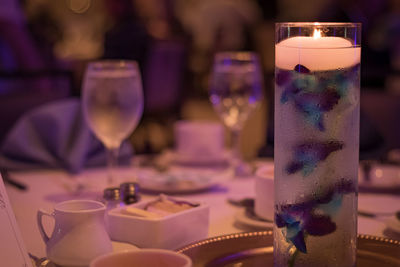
[5,160,400,259]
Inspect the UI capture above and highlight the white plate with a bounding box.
[167,150,230,166]
[137,167,232,194]
[112,241,139,252]
[358,164,400,193]
[234,209,273,229]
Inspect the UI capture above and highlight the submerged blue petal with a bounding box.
[290,231,307,253]
[318,194,343,215]
[286,221,302,239]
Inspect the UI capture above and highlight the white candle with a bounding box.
[276,31,361,71]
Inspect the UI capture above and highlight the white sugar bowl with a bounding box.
[107,195,209,250]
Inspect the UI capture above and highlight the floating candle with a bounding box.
[276,30,361,71]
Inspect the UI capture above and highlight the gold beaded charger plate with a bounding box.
[177,231,400,267]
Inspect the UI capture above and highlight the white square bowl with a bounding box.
[106,196,209,250]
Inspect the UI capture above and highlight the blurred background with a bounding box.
[1,0,400,161]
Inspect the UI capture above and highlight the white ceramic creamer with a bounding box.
[37,200,112,266]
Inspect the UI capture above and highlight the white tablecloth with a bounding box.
[5,162,400,258]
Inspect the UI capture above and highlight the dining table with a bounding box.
[4,157,400,262]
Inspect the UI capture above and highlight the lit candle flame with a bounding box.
[313,29,322,39]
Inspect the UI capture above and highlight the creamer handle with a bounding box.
[37,209,53,244]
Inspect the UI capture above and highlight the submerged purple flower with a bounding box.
[293,88,340,131]
[276,69,292,86]
[275,179,355,253]
[275,212,288,227]
[278,65,354,131]
[294,64,310,74]
[303,214,336,236]
[280,84,301,103]
[295,88,340,112]
[286,140,344,176]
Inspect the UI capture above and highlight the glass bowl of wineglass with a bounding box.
[82,60,143,186]
[209,52,263,176]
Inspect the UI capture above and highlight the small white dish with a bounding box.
[90,249,192,267]
[234,209,273,229]
[107,196,210,250]
[137,167,231,194]
[254,165,274,220]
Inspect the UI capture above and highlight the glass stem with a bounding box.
[107,147,119,186]
[231,128,242,164]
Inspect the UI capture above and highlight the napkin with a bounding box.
[0,98,133,173]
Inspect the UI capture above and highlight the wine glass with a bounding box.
[209,52,263,176]
[82,60,143,186]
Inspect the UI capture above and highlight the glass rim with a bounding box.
[214,51,259,61]
[87,59,139,70]
[275,22,361,27]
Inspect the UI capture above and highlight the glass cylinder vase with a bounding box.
[274,22,361,267]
